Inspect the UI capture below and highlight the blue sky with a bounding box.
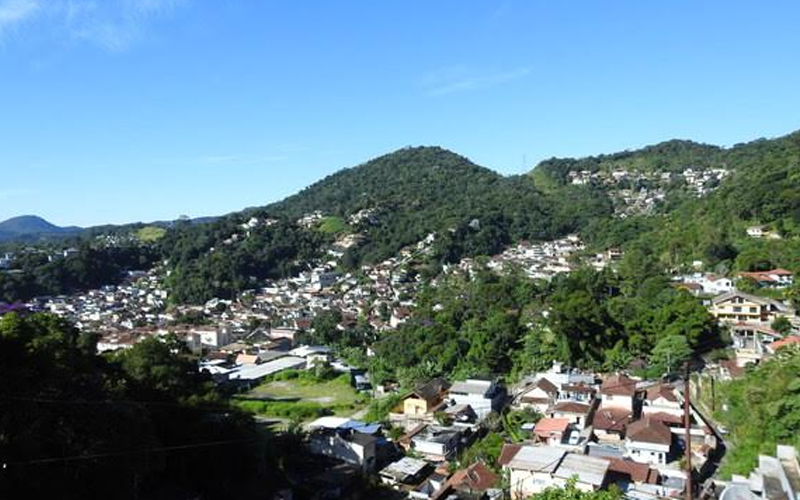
[1,0,799,226]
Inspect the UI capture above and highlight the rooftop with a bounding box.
[555,453,610,487]
[506,445,566,473]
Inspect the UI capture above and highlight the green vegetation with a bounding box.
[370,265,722,387]
[716,347,800,477]
[363,393,404,422]
[235,370,367,422]
[0,243,158,303]
[136,225,167,242]
[457,432,506,473]
[528,479,623,500]
[160,218,326,304]
[265,146,612,266]
[317,216,350,234]
[0,312,272,499]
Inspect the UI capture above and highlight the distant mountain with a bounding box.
[0,215,82,242]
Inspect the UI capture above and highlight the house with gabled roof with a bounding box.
[592,407,632,442]
[533,417,571,446]
[599,374,638,412]
[642,384,683,420]
[399,378,451,417]
[516,378,558,414]
[625,418,674,466]
[548,401,595,430]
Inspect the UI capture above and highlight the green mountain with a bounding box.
[260,146,611,263]
[0,215,82,241]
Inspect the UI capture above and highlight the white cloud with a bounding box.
[64,0,186,51]
[0,0,186,51]
[422,66,532,96]
[0,0,39,38]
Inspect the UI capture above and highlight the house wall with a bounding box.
[625,440,670,466]
[711,298,767,323]
[404,397,429,416]
[508,469,555,500]
[551,412,588,430]
[601,394,632,411]
[413,439,451,461]
[552,477,600,492]
[309,434,374,472]
[451,393,497,420]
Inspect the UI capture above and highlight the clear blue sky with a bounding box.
[1,0,799,226]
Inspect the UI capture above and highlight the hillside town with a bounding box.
[6,209,800,500]
[568,167,730,218]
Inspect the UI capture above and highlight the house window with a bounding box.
[750,307,757,313]
[733,307,742,313]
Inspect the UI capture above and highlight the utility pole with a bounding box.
[684,362,694,500]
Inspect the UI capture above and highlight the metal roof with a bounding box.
[228,356,306,381]
[554,453,610,486]
[507,445,565,473]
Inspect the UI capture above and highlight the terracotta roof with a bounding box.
[497,443,523,467]
[608,458,659,484]
[600,374,637,397]
[592,408,631,433]
[520,396,552,405]
[532,378,559,395]
[626,419,672,446]
[645,384,679,403]
[771,336,800,351]
[445,462,498,493]
[534,417,571,436]
[647,412,684,426]
[550,401,593,415]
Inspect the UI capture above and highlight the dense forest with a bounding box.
[263,146,612,265]
[366,261,722,388]
[159,219,327,304]
[0,312,284,499]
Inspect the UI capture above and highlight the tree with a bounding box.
[526,478,622,500]
[649,335,692,377]
[771,316,793,336]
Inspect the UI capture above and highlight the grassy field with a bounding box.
[235,371,368,423]
[136,226,167,242]
[317,216,350,234]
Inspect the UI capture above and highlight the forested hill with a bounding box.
[531,139,724,186]
[0,215,82,242]
[157,146,612,303]
[566,130,800,271]
[256,146,612,264]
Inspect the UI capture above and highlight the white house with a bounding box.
[516,378,558,414]
[624,419,673,466]
[410,426,463,462]
[448,379,503,419]
[599,374,638,412]
[642,384,683,420]
[193,328,230,348]
[548,401,595,430]
[501,445,566,499]
[501,445,611,499]
[309,429,378,473]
